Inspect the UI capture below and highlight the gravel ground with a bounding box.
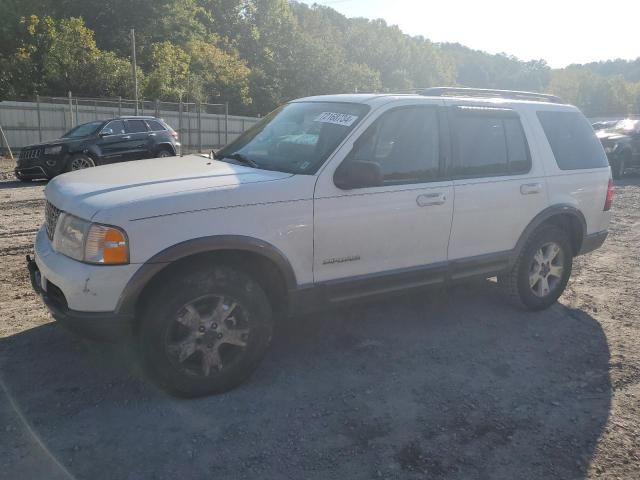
[0,157,638,479]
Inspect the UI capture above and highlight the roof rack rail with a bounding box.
[420,87,565,104]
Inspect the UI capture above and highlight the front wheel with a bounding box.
[66,154,95,172]
[138,265,273,397]
[498,226,572,311]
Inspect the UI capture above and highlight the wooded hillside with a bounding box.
[1,0,638,116]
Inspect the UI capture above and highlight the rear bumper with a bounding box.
[27,255,133,341]
[579,230,608,255]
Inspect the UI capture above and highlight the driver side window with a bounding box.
[347,106,442,185]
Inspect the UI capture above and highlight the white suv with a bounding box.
[28,88,613,396]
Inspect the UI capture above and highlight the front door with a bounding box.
[313,104,454,299]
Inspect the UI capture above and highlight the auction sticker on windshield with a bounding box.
[314,112,359,127]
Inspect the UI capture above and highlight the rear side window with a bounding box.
[537,111,609,170]
[125,120,148,133]
[146,120,166,131]
[103,120,125,134]
[452,110,531,178]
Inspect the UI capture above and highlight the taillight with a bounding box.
[604,178,614,211]
[171,130,179,140]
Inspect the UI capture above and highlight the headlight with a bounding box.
[53,213,129,265]
[44,145,63,155]
[604,144,618,154]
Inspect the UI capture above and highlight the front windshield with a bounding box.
[216,102,370,174]
[62,121,104,138]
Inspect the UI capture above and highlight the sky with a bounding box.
[301,0,639,68]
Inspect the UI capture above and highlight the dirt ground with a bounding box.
[0,156,638,479]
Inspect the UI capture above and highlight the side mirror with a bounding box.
[334,160,384,190]
[100,129,114,137]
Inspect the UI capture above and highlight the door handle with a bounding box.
[416,192,446,207]
[122,136,131,140]
[520,183,542,195]
[148,133,156,137]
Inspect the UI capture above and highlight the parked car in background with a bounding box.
[596,118,640,178]
[592,120,618,131]
[15,116,180,181]
[27,88,613,396]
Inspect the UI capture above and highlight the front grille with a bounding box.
[19,148,43,160]
[45,201,62,241]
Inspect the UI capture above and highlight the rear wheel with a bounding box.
[66,154,95,172]
[138,265,273,397]
[612,151,629,179]
[157,148,174,158]
[498,226,572,311]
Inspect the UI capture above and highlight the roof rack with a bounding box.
[420,87,565,104]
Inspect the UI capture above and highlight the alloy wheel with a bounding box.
[166,295,250,376]
[528,241,565,298]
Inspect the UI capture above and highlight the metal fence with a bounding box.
[0,95,260,155]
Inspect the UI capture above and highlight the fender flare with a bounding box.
[511,204,587,264]
[115,235,297,316]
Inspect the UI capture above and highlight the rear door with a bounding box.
[123,119,151,160]
[446,105,547,278]
[96,120,127,163]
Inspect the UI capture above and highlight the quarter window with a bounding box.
[452,111,531,178]
[537,111,609,170]
[125,120,148,133]
[347,106,441,185]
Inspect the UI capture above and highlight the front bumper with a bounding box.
[15,153,67,179]
[30,226,140,340]
[15,166,49,180]
[27,256,133,340]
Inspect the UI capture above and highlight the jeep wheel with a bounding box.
[66,154,95,172]
[612,152,629,179]
[498,226,572,311]
[138,265,273,397]
[157,148,174,158]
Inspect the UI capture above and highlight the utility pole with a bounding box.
[131,28,139,115]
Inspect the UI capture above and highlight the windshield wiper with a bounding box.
[215,152,260,169]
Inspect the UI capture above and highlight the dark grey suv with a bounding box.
[15,116,181,181]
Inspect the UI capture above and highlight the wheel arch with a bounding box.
[512,205,586,263]
[115,235,297,320]
[156,142,176,155]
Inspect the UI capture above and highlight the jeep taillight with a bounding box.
[171,130,179,141]
[604,178,614,211]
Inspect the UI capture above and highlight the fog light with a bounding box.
[46,160,57,167]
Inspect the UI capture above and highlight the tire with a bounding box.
[498,225,572,311]
[66,154,95,172]
[157,148,174,158]
[612,151,629,179]
[138,265,273,397]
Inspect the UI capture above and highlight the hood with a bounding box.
[45,155,295,222]
[25,136,86,149]
[596,130,631,142]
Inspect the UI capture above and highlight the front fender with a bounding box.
[114,235,298,316]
